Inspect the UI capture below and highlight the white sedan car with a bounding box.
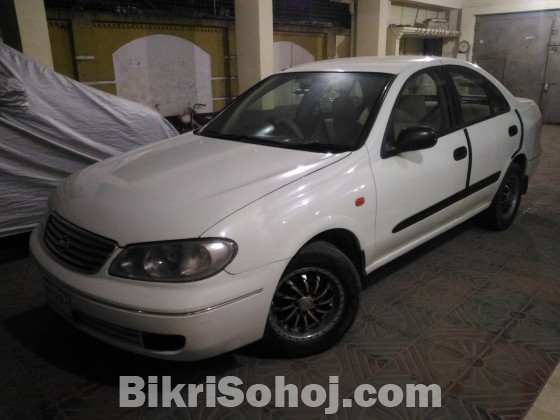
[30,56,542,360]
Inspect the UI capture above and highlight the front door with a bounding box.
[371,68,469,263]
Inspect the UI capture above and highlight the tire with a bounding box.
[482,162,522,231]
[262,241,361,358]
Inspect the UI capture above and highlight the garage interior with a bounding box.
[0,0,559,418]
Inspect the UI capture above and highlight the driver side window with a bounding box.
[387,69,450,143]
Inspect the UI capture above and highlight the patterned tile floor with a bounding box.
[0,126,559,419]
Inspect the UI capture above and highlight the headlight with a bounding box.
[108,239,237,282]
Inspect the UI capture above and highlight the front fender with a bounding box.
[203,148,376,275]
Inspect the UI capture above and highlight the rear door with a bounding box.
[445,65,521,212]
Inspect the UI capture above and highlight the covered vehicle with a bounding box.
[0,43,178,236]
[30,56,542,360]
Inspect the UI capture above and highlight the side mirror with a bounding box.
[395,126,437,154]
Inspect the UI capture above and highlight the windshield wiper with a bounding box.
[198,131,251,141]
[296,141,352,153]
[199,131,351,153]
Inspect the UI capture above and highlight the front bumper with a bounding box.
[30,225,286,360]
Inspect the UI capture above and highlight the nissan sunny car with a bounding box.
[30,56,542,360]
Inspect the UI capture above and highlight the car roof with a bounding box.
[282,55,472,75]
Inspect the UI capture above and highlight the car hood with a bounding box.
[54,133,348,245]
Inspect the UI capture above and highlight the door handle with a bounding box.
[453,146,468,161]
[508,125,518,137]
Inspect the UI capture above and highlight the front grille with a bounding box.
[44,213,117,274]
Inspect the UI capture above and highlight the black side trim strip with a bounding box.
[392,171,501,233]
[392,190,464,234]
[464,128,473,189]
[467,171,501,197]
[512,109,524,158]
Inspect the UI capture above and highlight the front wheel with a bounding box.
[262,241,360,357]
[482,162,522,231]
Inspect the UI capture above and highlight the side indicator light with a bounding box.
[355,197,365,207]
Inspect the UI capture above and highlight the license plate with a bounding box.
[44,277,73,323]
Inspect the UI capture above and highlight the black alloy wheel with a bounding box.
[262,241,360,357]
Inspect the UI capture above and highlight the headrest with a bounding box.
[396,96,426,119]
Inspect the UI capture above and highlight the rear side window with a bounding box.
[447,66,510,125]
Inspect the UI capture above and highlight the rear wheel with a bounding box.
[262,241,360,357]
[482,162,522,231]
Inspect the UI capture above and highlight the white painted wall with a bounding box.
[113,34,213,117]
[273,41,315,72]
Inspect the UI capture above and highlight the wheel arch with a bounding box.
[512,153,528,194]
[303,229,365,277]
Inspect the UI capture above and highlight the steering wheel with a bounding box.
[268,116,304,140]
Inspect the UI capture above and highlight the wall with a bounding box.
[90,22,230,112]
[464,0,560,6]
[274,31,327,62]
[47,21,74,78]
[387,0,560,60]
[396,0,463,8]
[336,34,351,58]
[390,2,449,27]
[46,12,236,113]
[387,1,459,57]
[45,10,348,114]
[113,34,213,116]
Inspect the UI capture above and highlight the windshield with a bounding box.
[199,72,392,152]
